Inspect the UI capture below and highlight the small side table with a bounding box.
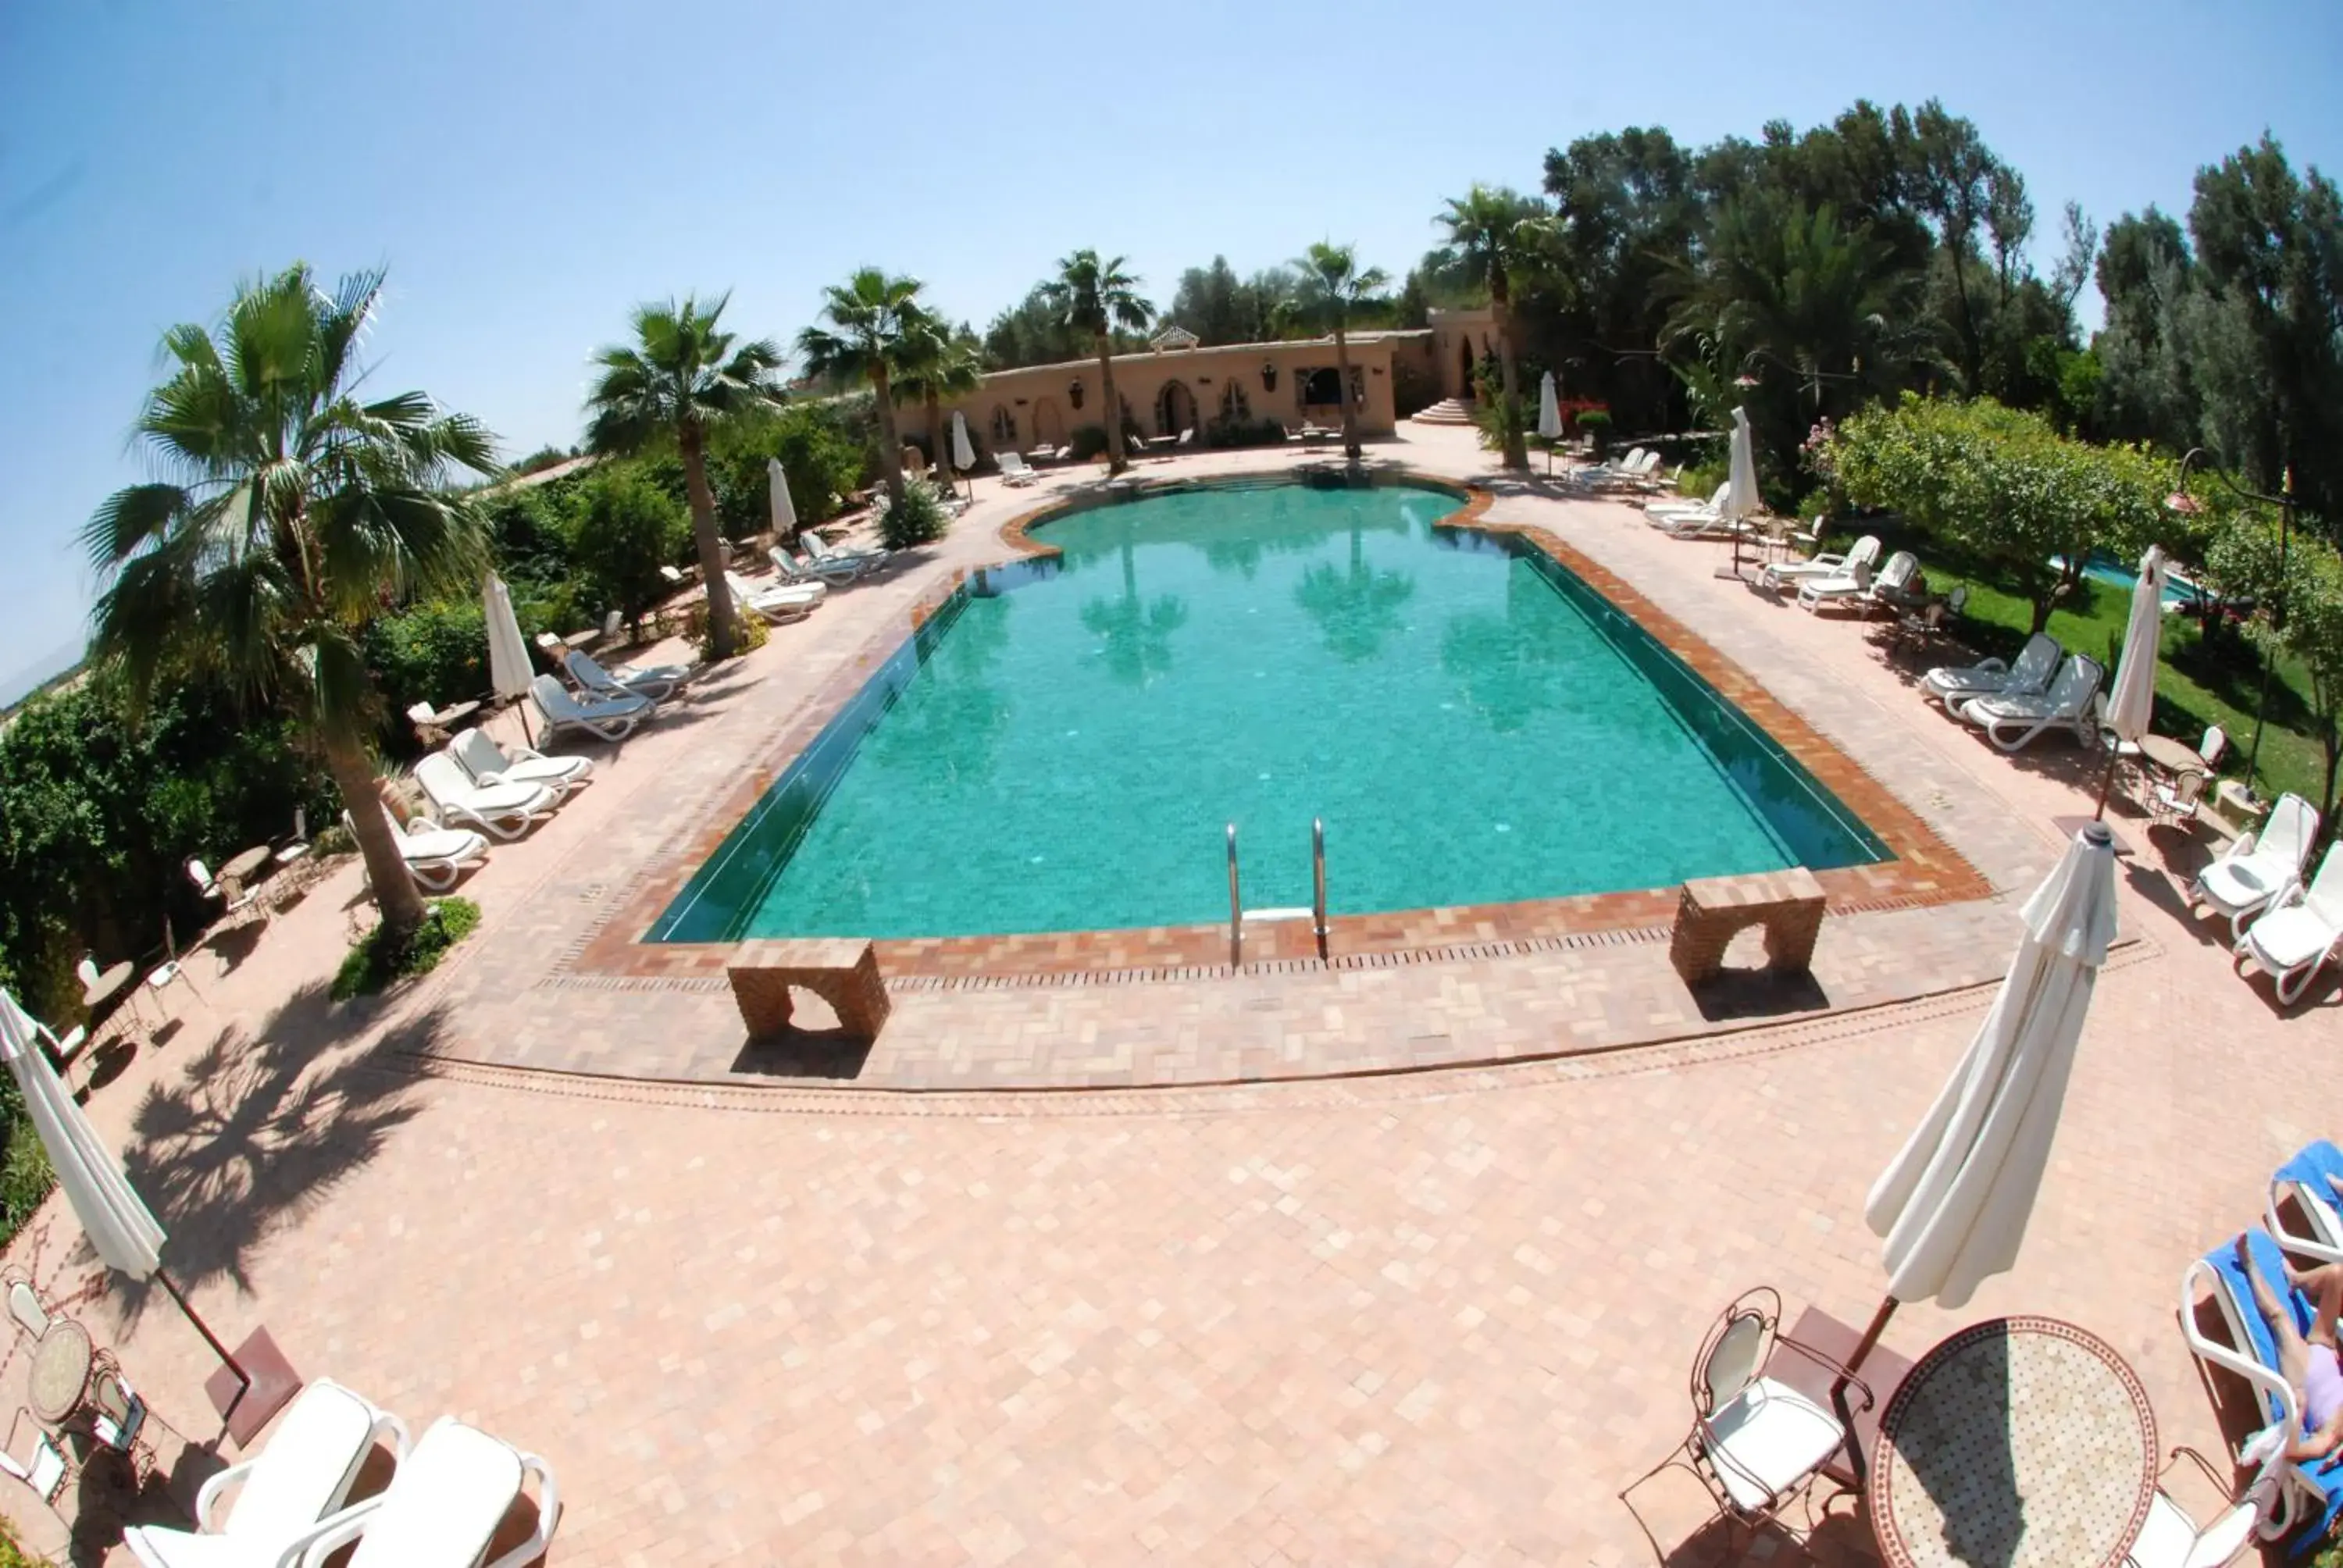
[27,1320,93,1426]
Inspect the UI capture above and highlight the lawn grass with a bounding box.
[1821,519,2334,810]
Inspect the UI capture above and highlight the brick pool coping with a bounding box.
[567,473,1988,985]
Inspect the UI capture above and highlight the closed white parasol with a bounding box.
[769,456,800,538]
[484,572,536,743]
[2096,544,2168,818]
[0,987,304,1441]
[1536,372,1561,476]
[951,410,977,501]
[1835,822,2120,1409]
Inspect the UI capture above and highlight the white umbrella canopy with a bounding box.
[483,573,533,704]
[950,409,976,472]
[0,988,162,1278]
[2095,546,2168,817]
[2105,546,2167,743]
[1865,822,2120,1308]
[768,457,800,536]
[1724,406,1761,520]
[1535,372,1562,477]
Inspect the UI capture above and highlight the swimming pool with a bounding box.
[651,477,1888,943]
[2053,551,2211,612]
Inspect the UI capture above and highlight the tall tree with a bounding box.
[81,264,496,940]
[797,269,927,513]
[1043,251,1154,475]
[1292,241,1391,459]
[894,312,985,479]
[585,293,785,657]
[1435,185,1549,469]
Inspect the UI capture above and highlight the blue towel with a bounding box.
[2276,1141,2343,1224]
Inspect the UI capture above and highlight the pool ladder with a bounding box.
[1225,819,1328,966]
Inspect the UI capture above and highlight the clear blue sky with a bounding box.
[2,0,2336,695]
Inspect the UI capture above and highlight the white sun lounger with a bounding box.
[413,754,560,842]
[2195,793,2323,943]
[2237,845,2343,1007]
[722,571,826,624]
[996,451,1043,486]
[1644,483,1729,526]
[529,673,651,743]
[1957,654,2106,751]
[562,647,685,704]
[1921,631,2061,708]
[125,1379,408,1568]
[294,1416,558,1568]
[1760,535,1881,593]
[451,729,593,798]
[769,546,861,588]
[1793,554,1875,611]
[359,814,489,891]
[808,532,895,576]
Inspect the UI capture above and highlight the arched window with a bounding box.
[990,405,1018,445]
[1300,367,1343,406]
[1219,380,1251,422]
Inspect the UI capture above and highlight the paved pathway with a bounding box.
[0,424,2326,1565]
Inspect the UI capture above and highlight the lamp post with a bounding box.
[2166,447,2294,804]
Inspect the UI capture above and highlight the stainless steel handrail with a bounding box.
[1312,817,1327,961]
[1225,823,1242,968]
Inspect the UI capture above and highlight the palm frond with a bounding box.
[81,483,187,572]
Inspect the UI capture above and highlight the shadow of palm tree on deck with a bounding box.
[112,981,440,1308]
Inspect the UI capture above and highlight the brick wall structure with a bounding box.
[1667,868,1828,987]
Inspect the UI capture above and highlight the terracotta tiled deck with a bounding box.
[0,422,2329,1566]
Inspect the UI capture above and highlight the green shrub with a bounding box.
[312,822,356,859]
[332,897,481,1001]
[0,1075,55,1249]
[881,482,950,550]
[683,602,772,661]
[571,467,688,634]
[1204,417,1290,449]
[1678,460,1729,498]
[365,598,488,718]
[706,401,872,536]
[0,1511,48,1566]
[1065,424,1111,462]
[1576,408,1613,459]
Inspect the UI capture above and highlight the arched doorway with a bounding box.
[1156,381,1196,438]
[1030,397,1067,447]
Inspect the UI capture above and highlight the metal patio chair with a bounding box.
[1621,1287,1871,1562]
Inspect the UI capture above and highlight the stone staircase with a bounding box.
[1409,397,1477,426]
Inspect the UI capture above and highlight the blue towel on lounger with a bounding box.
[2277,1141,2343,1221]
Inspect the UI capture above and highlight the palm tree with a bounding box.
[1293,242,1391,460]
[797,269,926,515]
[893,312,985,490]
[1435,185,1549,471]
[81,264,496,940]
[585,293,785,658]
[1043,251,1154,475]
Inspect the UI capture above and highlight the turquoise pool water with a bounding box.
[2054,551,2210,611]
[653,478,1887,942]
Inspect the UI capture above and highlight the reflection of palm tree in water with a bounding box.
[869,597,1015,782]
[1082,538,1188,687]
[1295,526,1415,664]
[1439,566,1571,732]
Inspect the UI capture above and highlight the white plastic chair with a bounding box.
[996,451,1043,486]
[187,857,262,920]
[124,1378,410,1568]
[296,1416,558,1568]
[722,570,826,623]
[1795,554,1877,612]
[2195,793,2321,942]
[2235,844,2343,1007]
[0,1408,70,1519]
[2151,769,2210,828]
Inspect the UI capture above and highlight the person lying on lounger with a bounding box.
[2238,1231,2343,1460]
